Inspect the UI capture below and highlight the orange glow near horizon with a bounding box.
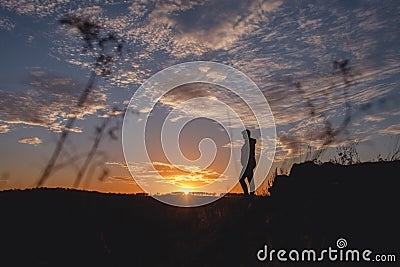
[153,161,221,188]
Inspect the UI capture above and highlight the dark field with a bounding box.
[1,161,399,266]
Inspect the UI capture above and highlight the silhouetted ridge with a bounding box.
[0,161,398,266]
[270,161,399,200]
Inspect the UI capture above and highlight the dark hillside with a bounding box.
[0,161,398,266]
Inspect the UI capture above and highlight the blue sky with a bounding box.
[0,0,399,193]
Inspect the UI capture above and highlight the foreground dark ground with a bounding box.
[0,161,399,266]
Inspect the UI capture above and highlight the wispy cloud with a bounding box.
[169,0,282,53]
[105,161,128,168]
[364,114,386,122]
[0,71,106,132]
[18,136,42,145]
[379,125,400,136]
[1,0,399,168]
[0,124,9,134]
[106,175,136,185]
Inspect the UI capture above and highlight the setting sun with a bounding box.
[183,189,190,195]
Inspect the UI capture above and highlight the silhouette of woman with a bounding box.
[239,129,256,195]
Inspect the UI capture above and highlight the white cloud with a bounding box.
[18,137,42,145]
[0,124,10,133]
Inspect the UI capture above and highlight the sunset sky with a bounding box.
[0,0,399,194]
